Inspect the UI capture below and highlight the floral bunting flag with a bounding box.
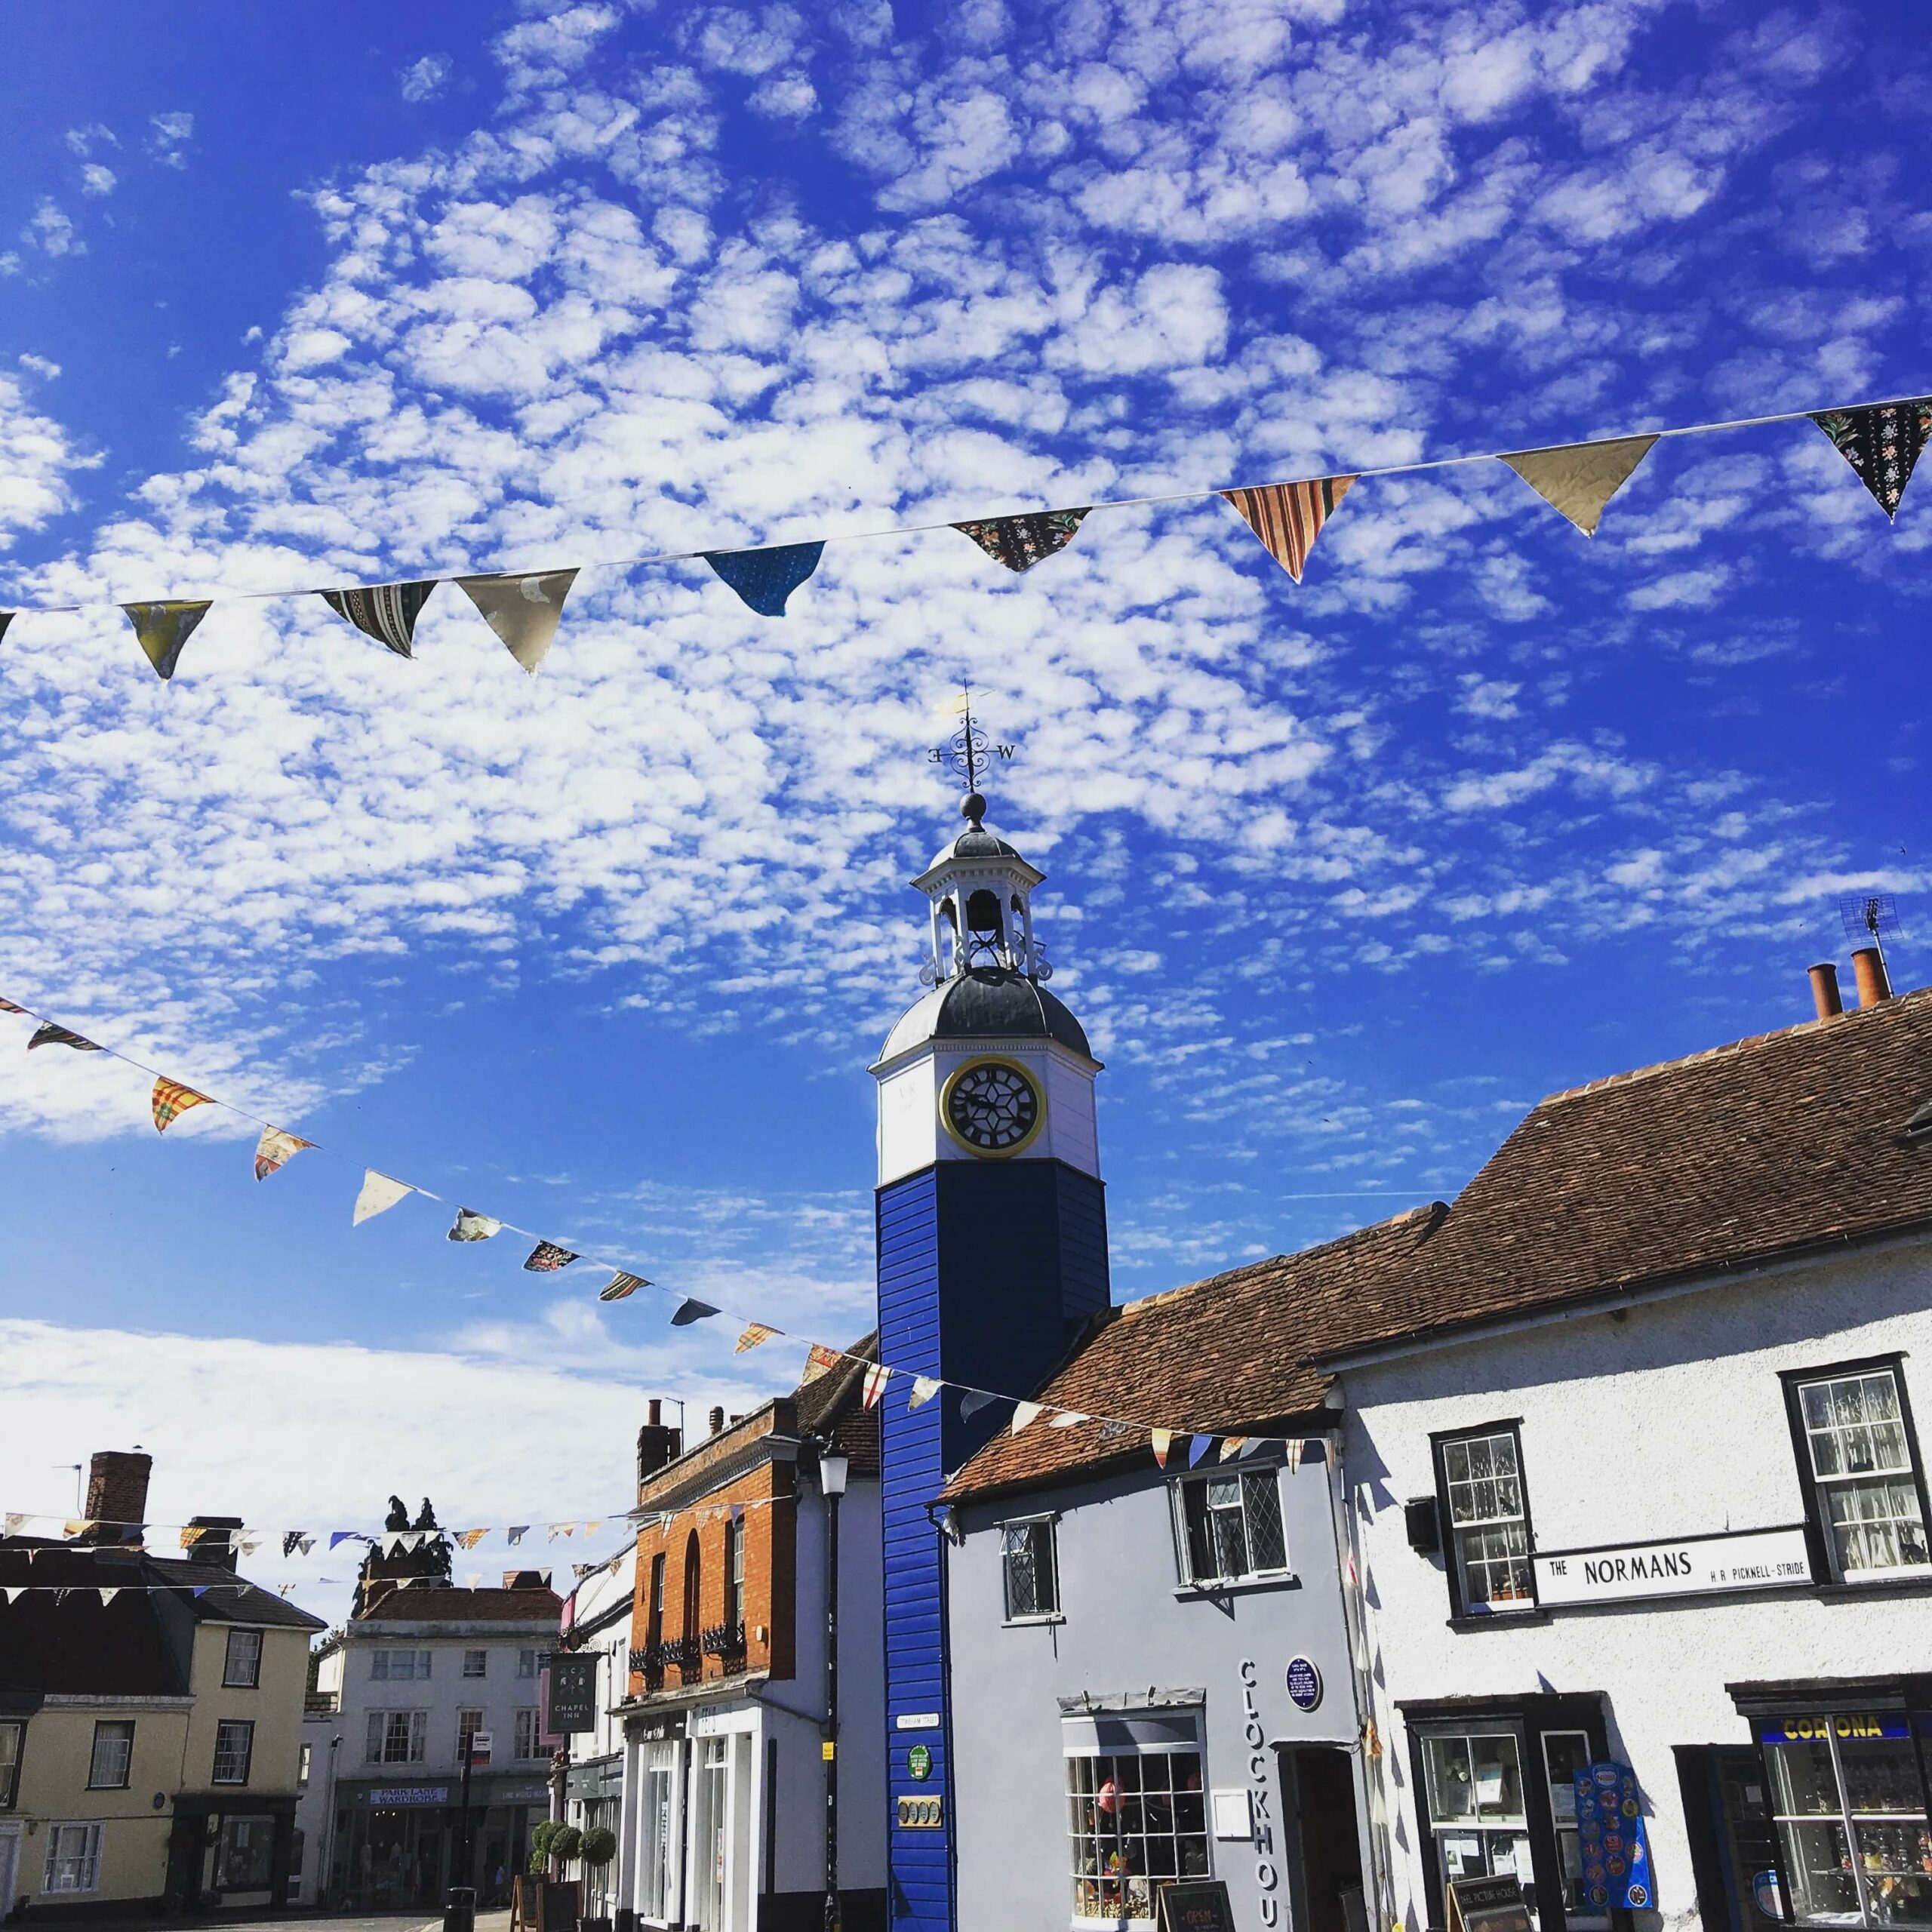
[457,568,579,673]
[1010,1400,1044,1435]
[600,1272,648,1302]
[1222,476,1356,582]
[2,1514,24,1536]
[448,1208,503,1243]
[523,1241,579,1272]
[121,600,213,681]
[908,1375,942,1410]
[151,1077,212,1134]
[703,541,825,617]
[1048,1410,1089,1429]
[1149,1426,1174,1469]
[735,1322,779,1352]
[672,1297,719,1326]
[953,509,1090,572]
[321,582,438,657]
[802,1343,842,1383]
[1498,435,1657,537]
[254,1126,316,1181]
[1810,399,1932,520]
[862,1362,891,1409]
[27,1022,100,1052]
[352,1170,414,1226]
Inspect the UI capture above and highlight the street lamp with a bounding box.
[817,1444,849,1932]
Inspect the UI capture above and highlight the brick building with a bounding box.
[617,1352,884,1932]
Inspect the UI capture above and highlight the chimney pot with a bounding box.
[1808,961,1844,1020]
[85,1451,153,1539]
[1851,946,1892,1008]
[648,1399,661,1426]
[709,1406,726,1437]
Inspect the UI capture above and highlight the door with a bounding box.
[697,1737,730,1932]
[1282,1747,1369,1932]
[0,1827,20,1920]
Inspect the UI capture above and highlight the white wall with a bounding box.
[875,1039,1099,1185]
[1342,1234,1932,1932]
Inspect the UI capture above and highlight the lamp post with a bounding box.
[817,1443,850,1932]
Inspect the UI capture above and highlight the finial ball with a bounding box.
[961,790,987,826]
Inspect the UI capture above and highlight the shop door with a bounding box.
[1281,1747,1369,1932]
[1675,1746,1786,1932]
[696,1737,730,1932]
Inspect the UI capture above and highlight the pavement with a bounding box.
[37,1912,518,1932]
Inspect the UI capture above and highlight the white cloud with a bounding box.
[148,111,195,168]
[80,164,117,198]
[23,199,82,258]
[401,54,454,103]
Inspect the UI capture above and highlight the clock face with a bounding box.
[942,1058,1043,1156]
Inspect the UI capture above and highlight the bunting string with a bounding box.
[0,392,1922,681]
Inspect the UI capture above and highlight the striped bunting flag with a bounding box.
[735,1322,780,1353]
[599,1272,648,1303]
[321,581,437,658]
[1811,398,1932,521]
[862,1362,890,1409]
[151,1077,211,1134]
[1222,475,1356,582]
[27,1021,100,1052]
[0,998,26,1014]
[1149,1427,1174,1469]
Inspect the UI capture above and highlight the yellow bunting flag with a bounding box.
[1498,434,1657,537]
[1150,1428,1174,1469]
[151,1077,211,1134]
[457,1529,488,1550]
[736,1323,779,1353]
[121,600,212,680]
[1218,1437,1250,1462]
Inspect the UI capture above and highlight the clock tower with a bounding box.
[872,777,1110,1932]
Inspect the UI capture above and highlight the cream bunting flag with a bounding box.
[254,1126,316,1181]
[1498,433,1657,537]
[151,1077,211,1134]
[1219,1437,1250,1461]
[353,1170,414,1225]
[466,1573,482,1589]
[1048,1410,1089,1429]
[3,1513,26,1535]
[1222,476,1356,582]
[63,1519,88,1538]
[98,1587,120,1606]
[907,1376,942,1409]
[802,1343,842,1383]
[121,600,212,681]
[1149,1427,1174,1469]
[448,1208,503,1243]
[735,1322,779,1352]
[1287,1439,1304,1472]
[862,1362,890,1409]
[320,581,437,657]
[457,569,579,674]
[1010,1401,1044,1435]
[3,1587,23,1604]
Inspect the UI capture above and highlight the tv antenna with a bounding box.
[1838,893,1901,969]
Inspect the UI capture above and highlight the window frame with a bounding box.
[365,1709,427,1766]
[211,1718,256,1787]
[518,1648,540,1680]
[371,1647,432,1681]
[457,1709,485,1761]
[1431,1420,1540,1618]
[515,1706,545,1761]
[723,1517,745,1632]
[1063,1735,1212,1926]
[0,1718,25,1808]
[41,1822,103,1896]
[1780,1355,1932,1587]
[223,1628,264,1689]
[87,1719,134,1792]
[462,1648,488,1679]
[1168,1466,1293,1591]
[998,1512,1062,1623]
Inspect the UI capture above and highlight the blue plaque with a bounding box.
[1285,1657,1323,1712]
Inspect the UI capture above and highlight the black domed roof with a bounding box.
[879,968,1091,1062]
[949,826,1022,860]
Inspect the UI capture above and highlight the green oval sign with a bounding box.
[907,1744,932,1781]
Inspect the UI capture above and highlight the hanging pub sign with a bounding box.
[546,1653,599,1734]
[1447,1874,1534,1932]
[1574,1761,1656,1910]
[1156,1878,1236,1932]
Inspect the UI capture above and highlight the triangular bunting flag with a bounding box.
[3,1587,23,1604]
[1150,1427,1174,1469]
[1048,1410,1089,1429]
[320,581,437,657]
[600,1272,647,1303]
[457,568,579,673]
[584,1519,601,1536]
[0,614,12,647]
[507,1527,528,1546]
[548,1523,576,1541]
[151,1076,212,1134]
[3,1513,26,1535]
[1323,1439,1338,1470]
[466,1572,481,1589]
[328,1531,356,1550]
[703,541,824,617]
[1218,1437,1249,1462]
[574,1562,595,1581]
[278,1583,296,1598]
[1498,435,1657,537]
[735,1322,779,1352]
[908,1376,941,1410]
[448,1208,503,1243]
[523,1241,579,1273]
[27,1021,100,1052]
[281,1531,303,1558]
[0,998,26,1014]
[802,1343,842,1384]
[672,1297,719,1326]
[98,1587,120,1606]
[121,600,213,681]
[953,509,1090,572]
[457,1528,488,1549]
[192,1585,208,1598]
[1222,476,1356,582]
[63,1519,90,1539]
[1186,1435,1214,1467]
[353,1171,414,1225]
[254,1126,316,1181]
[1811,399,1932,521]
[180,1526,207,1550]
[1287,1439,1304,1472]
[862,1362,890,1410]
[958,1390,996,1421]
[1010,1400,1044,1435]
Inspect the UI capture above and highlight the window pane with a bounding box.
[1839,1734,1926,1815]
[1065,1747,1206,1923]
[1776,1818,1860,1922]
[1243,1474,1287,1572]
[1472,1736,1526,1824]
[1766,1737,1842,1817]
[1180,1484,1214,1581]
[1426,1737,1477,1826]
[1851,1825,1932,1923]
[1210,1506,1250,1580]
[1826,1480,1931,1575]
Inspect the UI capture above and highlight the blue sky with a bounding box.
[0,0,1926,1615]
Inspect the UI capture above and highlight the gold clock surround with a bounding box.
[938,1054,1047,1159]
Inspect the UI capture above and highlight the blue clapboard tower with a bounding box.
[872,748,1110,1932]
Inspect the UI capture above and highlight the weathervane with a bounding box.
[928,688,1015,815]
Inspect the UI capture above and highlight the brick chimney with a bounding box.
[85,1451,152,1537]
[636,1399,684,1491]
[185,1515,243,1571]
[1851,946,1892,1008]
[1808,962,1843,1020]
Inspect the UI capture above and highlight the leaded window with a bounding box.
[1001,1517,1060,1620]
[1795,1369,1930,1580]
[1066,1746,1209,1924]
[1174,1470,1287,1586]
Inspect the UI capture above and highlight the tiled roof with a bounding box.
[947,986,1932,1503]
[943,1210,1442,1502]
[795,1332,881,1476]
[354,1586,562,1623]
[1321,985,1932,1358]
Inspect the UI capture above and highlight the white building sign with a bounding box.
[1534,1525,1810,1606]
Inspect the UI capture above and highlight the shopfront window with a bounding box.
[218,1815,275,1891]
[1761,1713,1932,1927]
[1542,1732,1610,1930]
[640,1741,679,1923]
[1423,1731,1537,1912]
[1065,1746,1210,1924]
